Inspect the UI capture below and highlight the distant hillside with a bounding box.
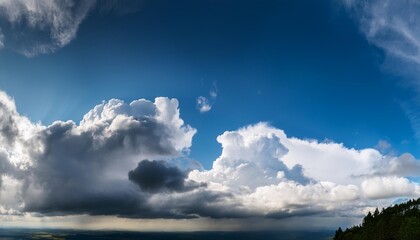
[334,198,420,240]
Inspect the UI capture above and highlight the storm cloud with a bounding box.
[0,91,205,217]
[0,90,419,222]
[129,160,203,193]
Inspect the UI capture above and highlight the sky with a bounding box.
[0,0,420,231]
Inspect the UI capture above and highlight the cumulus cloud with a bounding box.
[0,90,419,224]
[362,176,420,199]
[0,90,202,217]
[189,123,420,218]
[369,153,420,178]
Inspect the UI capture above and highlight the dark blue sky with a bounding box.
[0,0,416,168]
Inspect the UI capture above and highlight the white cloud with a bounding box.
[196,96,212,113]
[344,0,420,65]
[196,83,217,113]
[362,176,420,199]
[189,123,420,218]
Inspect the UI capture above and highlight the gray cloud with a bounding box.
[0,91,205,218]
[371,153,420,177]
[0,0,96,57]
[128,160,203,193]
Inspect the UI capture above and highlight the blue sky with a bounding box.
[0,0,420,231]
[1,0,417,168]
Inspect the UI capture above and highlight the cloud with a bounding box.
[0,0,144,57]
[375,139,391,153]
[0,90,420,225]
[189,123,420,218]
[128,160,203,193]
[362,176,420,199]
[210,82,218,99]
[370,153,420,177]
[196,96,212,113]
[342,0,420,141]
[0,90,201,217]
[196,83,218,113]
[0,30,4,49]
[0,0,96,57]
[343,0,420,64]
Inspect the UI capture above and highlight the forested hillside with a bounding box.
[334,198,420,240]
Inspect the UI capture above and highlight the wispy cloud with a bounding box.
[343,0,420,140]
[344,0,420,59]
[210,86,218,99]
[0,30,4,49]
[0,0,96,57]
[0,0,143,57]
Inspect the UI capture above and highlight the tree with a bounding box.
[334,198,420,240]
[334,227,344,240]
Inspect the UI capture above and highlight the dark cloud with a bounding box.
[23,184,148,216]
[0,94,202,218]
[0,100,19,146]
[129,160,188,193]
[21,118,191,215]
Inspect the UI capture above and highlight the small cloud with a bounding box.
[196,82,217,113]
[197,96,212,113]
[210,82,218,99]
[376,139,391,154]
[210,90,217,99]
